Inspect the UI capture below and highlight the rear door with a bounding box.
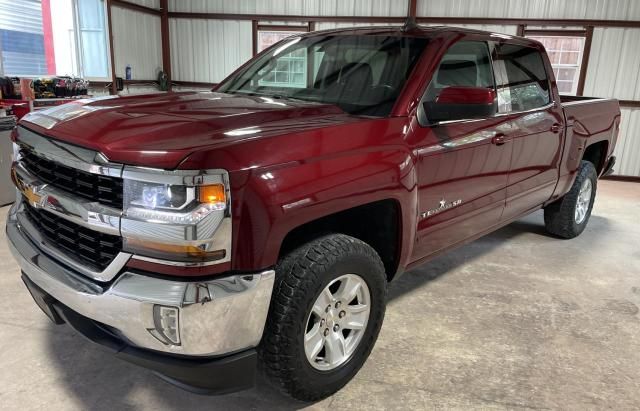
[409,40,511,262]
[491,43,566,220]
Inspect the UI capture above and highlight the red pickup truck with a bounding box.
[6,25,619,401]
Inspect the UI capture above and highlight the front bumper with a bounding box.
[6,202,275,391]
[22,274,258,394]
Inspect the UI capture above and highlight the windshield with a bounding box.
[218,35,428,117]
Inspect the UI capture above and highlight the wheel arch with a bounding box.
[278,199,405,281]
[582,140,609,175]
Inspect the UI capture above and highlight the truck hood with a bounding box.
[20,91,348,169]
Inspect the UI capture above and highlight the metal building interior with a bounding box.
[0,0,639,409]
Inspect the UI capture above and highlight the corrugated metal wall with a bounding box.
[168,0,407,16]
[584,28,640,100]
[111,6,163,79]
[416,0,640,20]
[166,0,406,82]
[169,19,252,83]
[616,109,640,176]
[315,22,391,30]
[582,27,640,175]
[126,0,159,8]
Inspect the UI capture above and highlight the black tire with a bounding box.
[260,234,387,402]
[544,160,597,239]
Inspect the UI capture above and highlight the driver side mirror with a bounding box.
[424,86,497,124]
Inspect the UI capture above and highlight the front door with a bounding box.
[409,40,512,263]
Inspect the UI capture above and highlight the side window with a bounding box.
[425,41,495,100]
[421,41,496,124]
[494,44,551,112]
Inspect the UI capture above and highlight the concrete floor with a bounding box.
[0,180,639,410]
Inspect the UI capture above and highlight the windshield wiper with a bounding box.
[268,94,309,103]
[233,90,310,103]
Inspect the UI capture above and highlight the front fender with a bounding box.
[229,147,418,273]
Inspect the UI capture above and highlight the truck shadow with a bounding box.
[388,212,609,302]
[44,211,609,410]
[44,326,303,410]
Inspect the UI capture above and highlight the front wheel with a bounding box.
[260,234,387,401]
[544,160,598,239]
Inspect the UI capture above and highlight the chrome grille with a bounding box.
[20,148,124,209]
[23,204,122,271]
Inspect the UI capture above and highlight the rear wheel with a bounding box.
[544,160,597,238]
[260,234,386,401]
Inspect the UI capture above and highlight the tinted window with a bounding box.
[422,41,496,123]
[495,44,551,112]
[218,35,428,117]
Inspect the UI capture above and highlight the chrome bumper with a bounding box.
[6,203,275,356]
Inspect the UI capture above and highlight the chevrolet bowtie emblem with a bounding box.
[12,166,42,205]
[421,198,463,219]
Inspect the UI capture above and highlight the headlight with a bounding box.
[124,181,226,224]
[121,168,231,265]
[128,181,191,210]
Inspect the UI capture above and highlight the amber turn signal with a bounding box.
[198,184,226,204]
[125,237,226,262]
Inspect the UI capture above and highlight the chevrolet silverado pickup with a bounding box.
[6,25,619,401]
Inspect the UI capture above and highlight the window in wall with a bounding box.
[258,47,307,88]
[526,35,585,95]
[256,26,309,88]
[257,30,307,53]
[0,0,110,80]
[76,0,109,78]
[494,44,551,112]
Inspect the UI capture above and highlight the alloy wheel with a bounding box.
[304,274,371,371]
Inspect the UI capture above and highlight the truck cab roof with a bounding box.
[298,24,544,49]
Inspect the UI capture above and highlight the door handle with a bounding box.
[550,123,562,133]
[491,133,508,146]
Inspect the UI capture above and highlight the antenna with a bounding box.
[403,16,419,31]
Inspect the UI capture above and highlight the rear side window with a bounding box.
[494,44,551,112]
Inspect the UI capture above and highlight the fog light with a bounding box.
[152,305,180,345]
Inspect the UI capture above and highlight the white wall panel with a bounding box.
[583,28,640,100]
[169,19,252,83]
[582,28,640,176]
[126,0,160,8]
[416,0,640,20]
[315,22,394,31]
[614,108,640,176]
[169,0,406,16]
[315,22,518,36]
[112,7,163,79]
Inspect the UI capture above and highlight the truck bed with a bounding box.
[560,95,620,141]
